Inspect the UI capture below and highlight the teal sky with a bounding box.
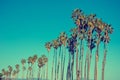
[0,0,120,80]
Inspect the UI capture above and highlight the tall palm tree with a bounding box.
[101,24,113,80]
[86,15,96,80]
[67,31,77,80]
[45,42,52,80]
[72,9,87,80]
[52,39,60,80]
[70,27,79,80]
[94,18,104,80]
[59,32,67,80]
[21,59,26,79]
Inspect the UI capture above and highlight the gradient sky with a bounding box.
[0,0,120,80]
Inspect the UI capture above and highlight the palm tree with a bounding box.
[45,42,52,80]
[38,57,43,80]
[52,39,60,80]
[93,18,104,80]
[8,65,13,79]
[5,71,9,80]
[1,69,5,79]
[101,24,113,80]
[37,55,48,80]
[15,64,20,79]
[59,32,67,80]
[70,27,80,80]
[32,54,38,79]
[28,66,32,80]
[21,59,26,79]
[66,31,77,80]
[27,56,32,80]
[86,15,96,80]
[12,70,17,80]
[72,9,87,80]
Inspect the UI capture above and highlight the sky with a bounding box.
[0,0,120,80]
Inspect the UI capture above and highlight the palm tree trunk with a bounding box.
[46,53,49,80]
[102,43,107,80]
[62,47,66,80]
[38,68,40,80]
[94,41,100,80]
[87,50,90,80]
[57,46,61,80]
[22,65,24,79]
[71,53,75,80]
[61,46,64,80]
[76,48,79,80]
[79,40,82,80]
[51,49,55,80]
[55,49,57,80]
[84,54,87,80]
[81,40,84,80]
[66,52,71,80]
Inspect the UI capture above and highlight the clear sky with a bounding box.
[0,0,120,80]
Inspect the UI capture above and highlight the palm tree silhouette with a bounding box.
[52,39,60,80]
[101,24,113,80]
[45,42,52,80]
[59,32,67,80]
[15,64,20,79]
[21,59,26,79]
[1,69,6,79]
[32,54,38,79]
[27,56,33,80]
[8,65,13,79]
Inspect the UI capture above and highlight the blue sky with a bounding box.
[0,0,120,80]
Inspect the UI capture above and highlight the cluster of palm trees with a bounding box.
[0,54,48,80]
[45,8,113,80]
[0,8,113,80]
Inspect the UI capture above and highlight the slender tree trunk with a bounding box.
[46,53,49,80]
[79,40,82,80]
[51,52,55,80]
[22,65,24,79]
[38,68,40,80]
[84,54,87,80]
[94,41,100,80]
[62,47,66,80]
[55,49,57,80]
[102,43,107,80]
[87,50,90,80]
[66,53,71,80]
[76,48,79,80]
[71,53,75,80]
[57,46,61,80]
[81,40,84,80]
[61,46,64,80]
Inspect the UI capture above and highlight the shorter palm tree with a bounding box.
[8,65,13,79]
[15,64,20,79]
[1,69,6,79]
[12,70,17,79]
[21,59,26,79]
[45,42,52,80]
